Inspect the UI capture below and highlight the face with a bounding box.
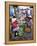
[12,18,16,23]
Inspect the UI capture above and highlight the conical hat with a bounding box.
[28,15,32,18]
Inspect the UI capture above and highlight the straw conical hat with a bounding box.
[28,15,32,18]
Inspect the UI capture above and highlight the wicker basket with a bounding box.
[25,27,30,32]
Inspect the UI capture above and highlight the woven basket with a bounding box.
[25,27,30,32]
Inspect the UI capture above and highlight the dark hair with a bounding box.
[30,6,33,8]
[13,16,16,18]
